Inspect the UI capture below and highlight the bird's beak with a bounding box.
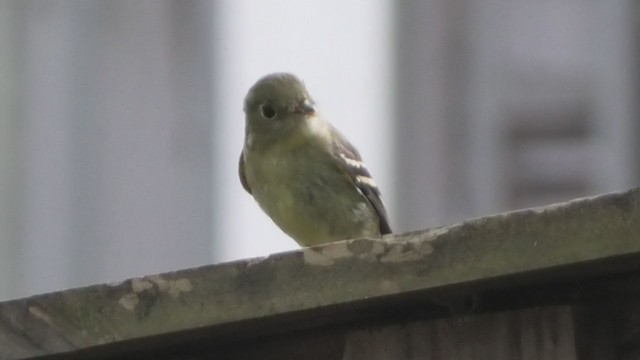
[294,98,316,115]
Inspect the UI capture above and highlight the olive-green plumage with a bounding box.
[239,73,391,246]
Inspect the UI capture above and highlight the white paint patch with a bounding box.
[302,248,335,266]
[131,278,154,293]
[118,276,194,311]
[380,243,426,263]
[321,241,353,260]
[118,293,139,311]
[412,240,434,255]
[148,276,193,299]
[28,305,53,326]
[354,239,386,262]
[303,242,355,266]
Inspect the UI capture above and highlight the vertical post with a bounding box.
[394,0,451,230]
[590,0,638,191]
[0,0,23,300]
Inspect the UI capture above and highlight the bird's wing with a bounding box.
[238,151,252,194]
[330,126,392,235]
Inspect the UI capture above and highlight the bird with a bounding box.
[238,72,391,246]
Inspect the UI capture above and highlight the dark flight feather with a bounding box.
[329,126,392,235]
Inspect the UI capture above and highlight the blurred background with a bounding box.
[0,0,637,300]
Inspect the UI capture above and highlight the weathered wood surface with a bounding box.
[0,187,639,359]
[342,306,578,360]
[202,306,579,360]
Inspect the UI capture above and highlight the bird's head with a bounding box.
[243,73,319,150]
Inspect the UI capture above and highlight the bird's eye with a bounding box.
[260,104,276,119]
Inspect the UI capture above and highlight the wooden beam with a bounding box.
[1,188,639,359]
